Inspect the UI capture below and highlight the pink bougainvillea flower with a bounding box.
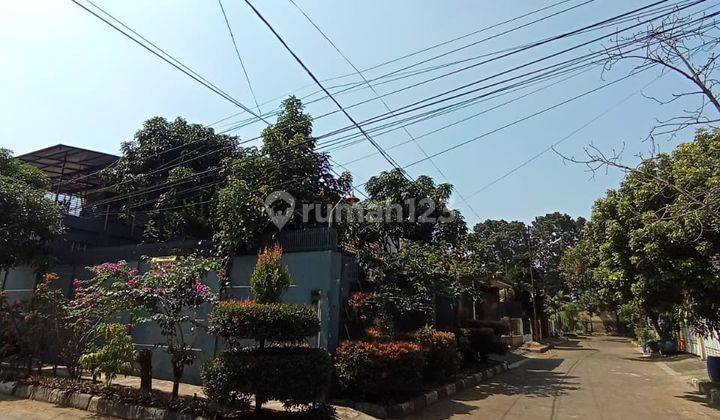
[72,279,83,293]
[194,282,209,296]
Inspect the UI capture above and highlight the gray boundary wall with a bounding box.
[1,229,356,384]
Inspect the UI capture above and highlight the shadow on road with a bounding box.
[552,339,599,352]
[676,392,720,411]
[418,358,578,418]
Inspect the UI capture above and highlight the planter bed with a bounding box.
[0,372,335,419]
[332,360,511,418]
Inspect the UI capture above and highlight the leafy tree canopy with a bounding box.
[466,219,529,286]
[213,97,352,256]
[348,170,471,330]
[529,212,585,296]
[0,149,63,269]
[349,168,466,252]
[102,117,238,242]
[563,129,720,335]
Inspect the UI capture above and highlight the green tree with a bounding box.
[530,212,585,296]
[213,97,351,256]
[102,117,238,242]
[347,170,471,332]
[0,149,63,269]
[466,219,529,290]
[565,129,720,336]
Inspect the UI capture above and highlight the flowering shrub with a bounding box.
[80,323,136,386]
[0,273,65,373]
[250,244,291,304]
[335,340,425,401]
[131,255,219,398]
[412,327,459,381]
[61,261,140,378]
[202,347,331,409]
[209,300,319,346]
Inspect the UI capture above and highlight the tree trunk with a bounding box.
[136,349,153,394]
[171,362,183,399]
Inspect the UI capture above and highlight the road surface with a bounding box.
[0,394,113,419]
[409,335,718,419]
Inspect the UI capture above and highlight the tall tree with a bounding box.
[0,149,63,269]
[102,117,238,241]
[347,170,471,330]
[530,212,585,296]
[466,219,529,291]
[564,129,720,336]
[213,97,352,256]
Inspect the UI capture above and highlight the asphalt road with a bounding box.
[409,335,718,420]
[0,336,715,419]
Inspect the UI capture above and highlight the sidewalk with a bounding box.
[40,367,375,419]
[108,374,374,419]
[656,354,710,382]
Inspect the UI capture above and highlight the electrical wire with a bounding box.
[288,0,479,218]
[217,0,262,113]
[242,0,409,177]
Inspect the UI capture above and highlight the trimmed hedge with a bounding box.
[335,340,425,402]
[412,328,459,381]
[458,327,508,362]
[202,347,331,407]
[460,319,510,335]
[208,300,320,343]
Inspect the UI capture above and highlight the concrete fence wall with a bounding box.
[0,230,357,385]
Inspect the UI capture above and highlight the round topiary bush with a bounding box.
[208,300,320,345]
[203,347,332,407]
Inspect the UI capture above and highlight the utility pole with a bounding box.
[527,228,540,342]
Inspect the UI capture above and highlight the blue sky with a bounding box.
[0,0,705,226]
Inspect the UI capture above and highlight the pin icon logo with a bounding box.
[264,191,295,230]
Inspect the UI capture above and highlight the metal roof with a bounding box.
[16,144,118,195]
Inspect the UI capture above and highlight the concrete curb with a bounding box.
[689,378,720,407]
[0,381,207,420]
[525,344,553,353]
[333,360,517,418]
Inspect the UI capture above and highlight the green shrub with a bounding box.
[250,244,292,304]
[411,327,459,381]
[79,323,136,386]
[458,328,508,363]
[209,300,320,344]
[335,340,425,402]
[203,347,331,408]
[460,319,510,335]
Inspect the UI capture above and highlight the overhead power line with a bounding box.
[287,0,480,218]
[467,75,664,197]
[242,0,408,177]
[217,0,262,113]
[70,0,271,125]
[207,0,578,126]
[220,0,694,132]
[401,70,647,170]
